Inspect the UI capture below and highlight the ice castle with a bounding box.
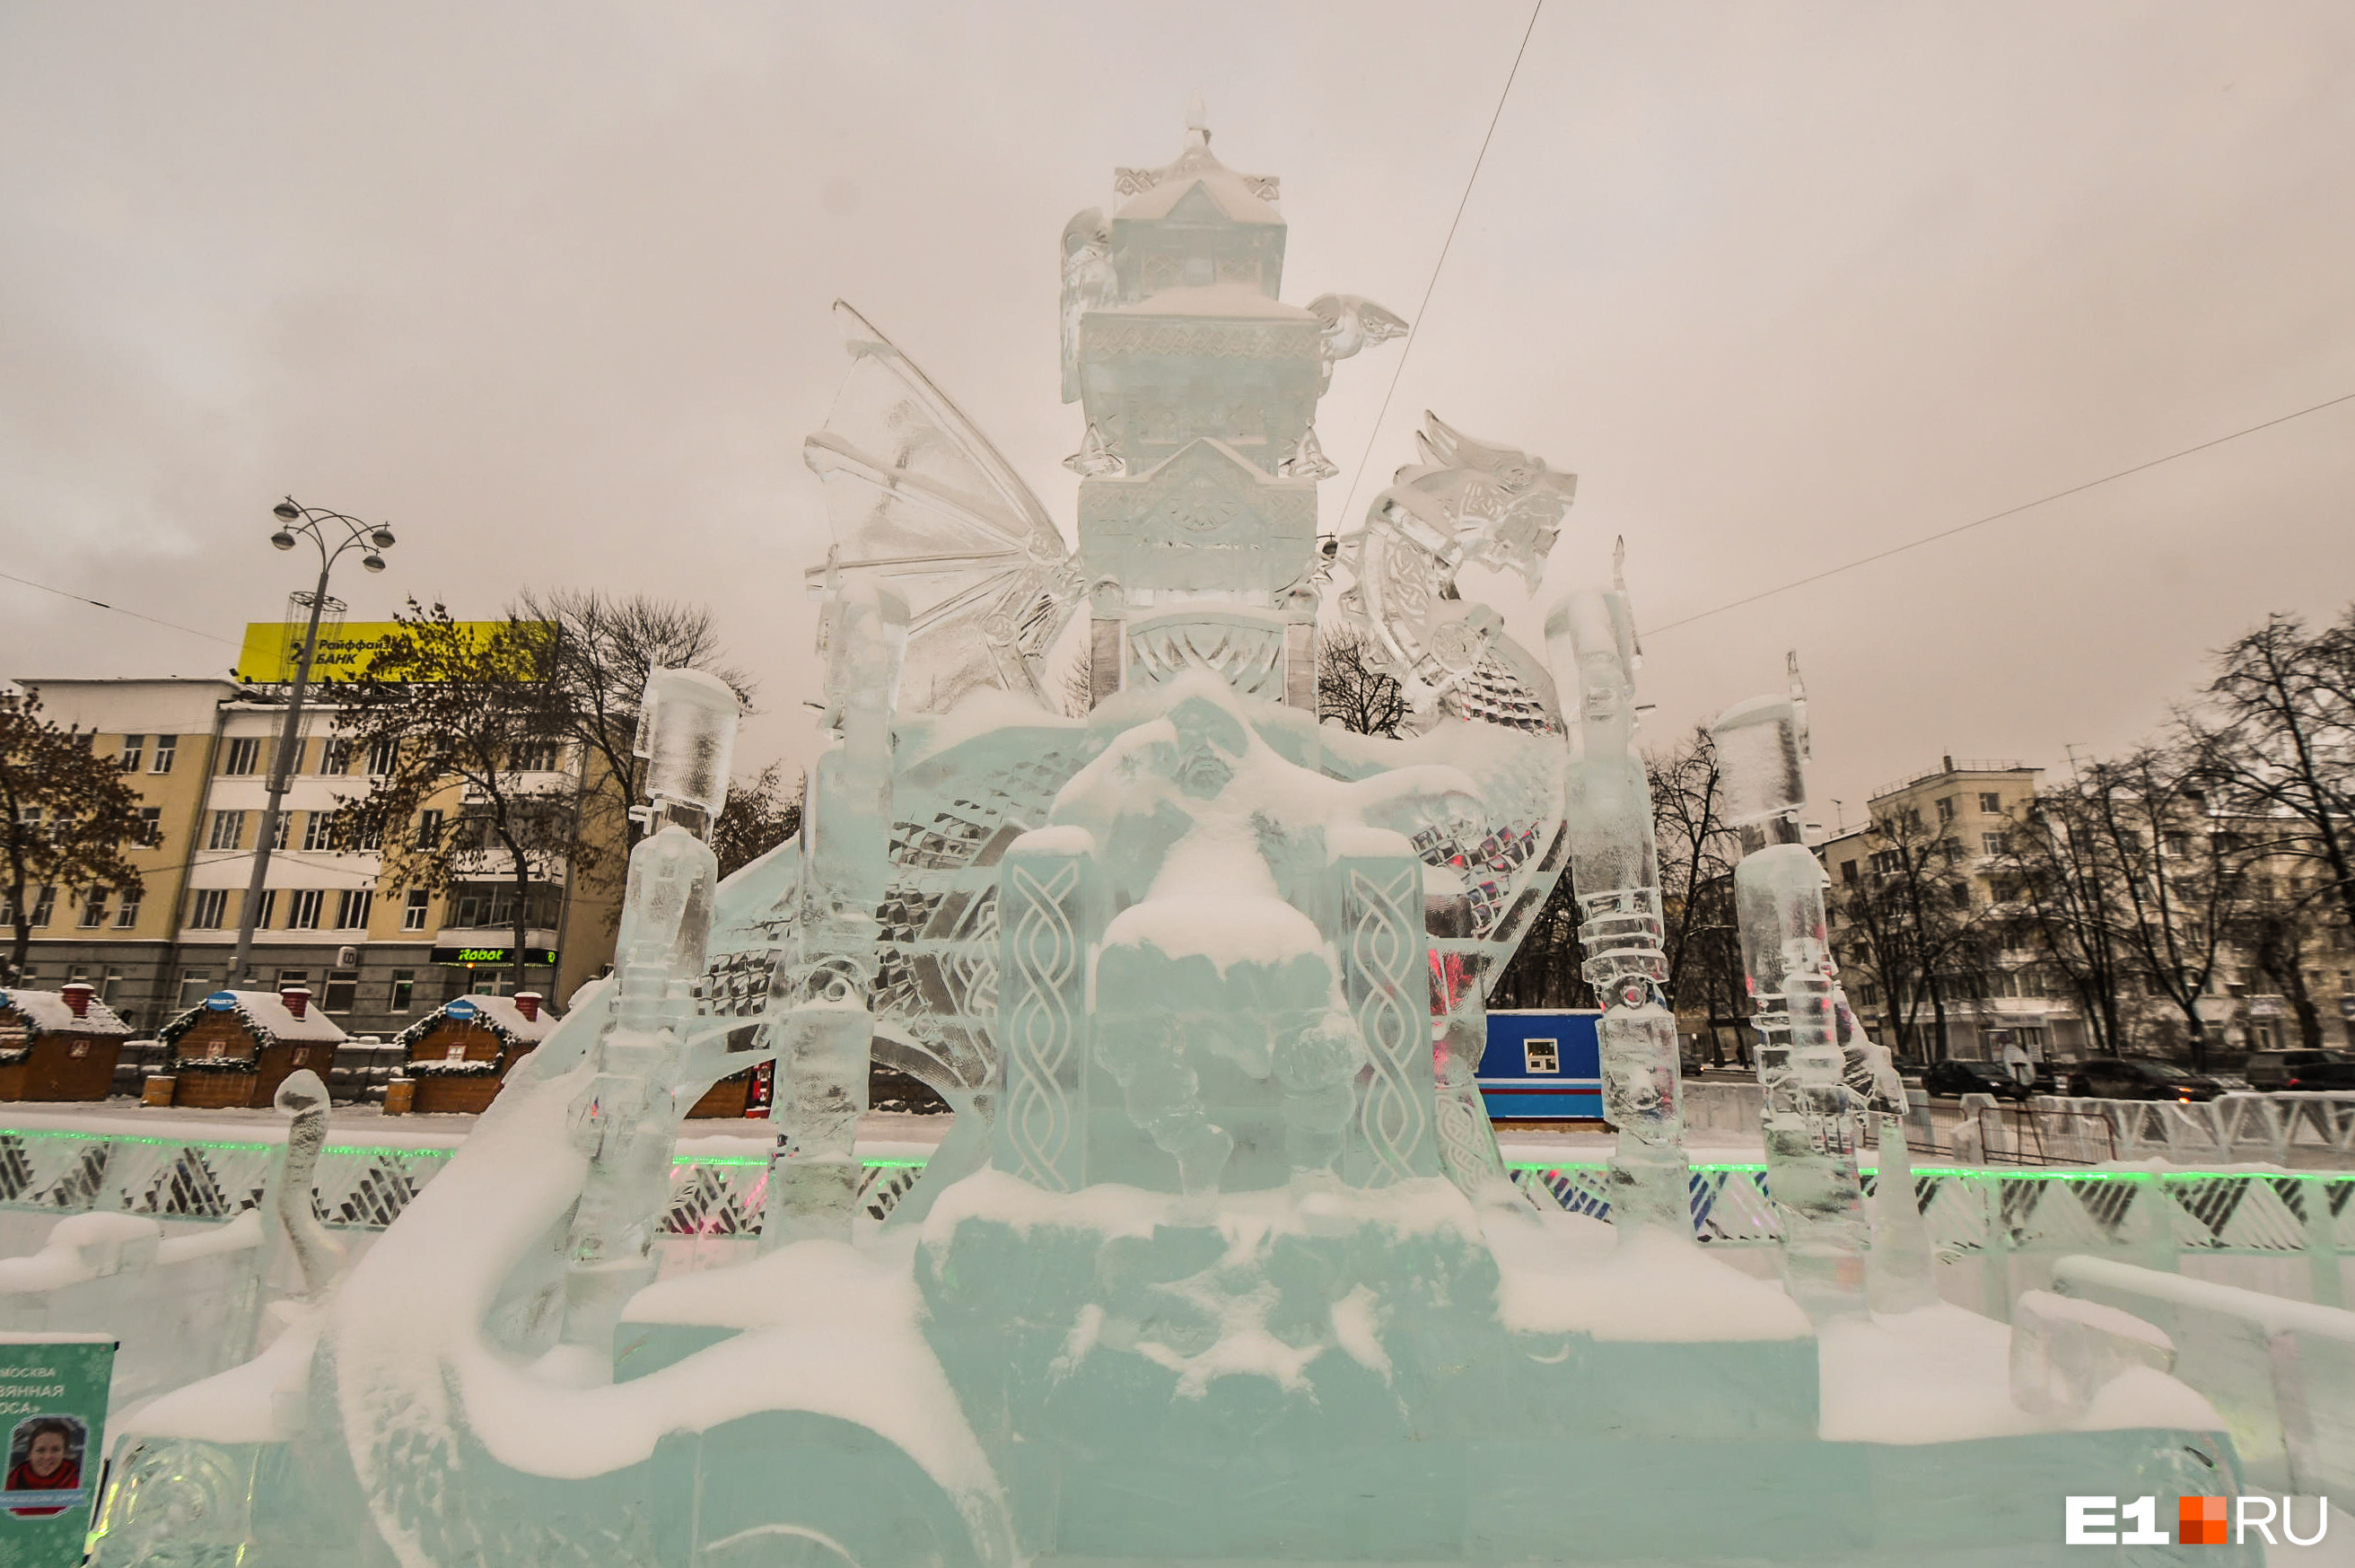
[87,116,2254,1568]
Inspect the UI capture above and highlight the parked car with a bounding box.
[1922,1059,2034,1102]
[2280,1060,2355,1091]
[2064,1057,2225,1102]
[2241,1049,2354,1091]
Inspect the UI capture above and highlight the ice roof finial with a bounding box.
[1186,92,1210,145]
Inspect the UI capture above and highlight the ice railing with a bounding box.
[0,1125,2346,1266]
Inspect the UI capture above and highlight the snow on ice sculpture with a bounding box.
[93,112,2267,1568]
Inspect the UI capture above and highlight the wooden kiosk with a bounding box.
[0,984,134,1101]
[153,986,349,1110]
[390,993,557,1115]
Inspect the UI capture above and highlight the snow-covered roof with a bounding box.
[159,990,347,1047]
[1115,138,1282,225]
[393,994,559,1053]
[0,989,134,1038]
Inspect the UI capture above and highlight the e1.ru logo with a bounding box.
[2066,1495,2327,1546]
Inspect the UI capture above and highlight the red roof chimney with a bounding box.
[60,983,93,1020]
[280,985,311,1020]
[513,991,542,1022]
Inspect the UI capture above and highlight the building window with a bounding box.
[1523,1038,1560,1074]
[190,889,228,929]
[138,807,162,846]
[176,969,214,1008]
[115,889,141,929]
[27,886,53,928]
[1977,792,2001,814]
[353,816,382,853]
[390,969,416,1012]
[150,735,177,774]
[206,810,246,851]
[287,889,324,930]
[1841,860,1858,884]
[2165,831,2193,857]
[1935,796,1956,824]
[118,735,144,773]
[511,739,561,773]
[323,969,359,1013]
[300,812,329,853]
[252,889,277,928]
[14,806,41,840]
[1982,833,2009,855]
[77,889,108,928]
[314,736,346,775]
[337,889,373,929]
[403,889,430,931]
[365,738,398,777]
[270,813,291,851]
[416,810,443,850]
[223,737,262,775]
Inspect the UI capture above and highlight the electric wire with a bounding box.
[0,567,239,645]
[1649,387,2355,635]
[1333,0,1544,533]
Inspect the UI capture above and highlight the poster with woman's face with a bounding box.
[4,1415,87,1518]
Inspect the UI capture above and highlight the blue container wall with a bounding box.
[1480,1010,1603,1120]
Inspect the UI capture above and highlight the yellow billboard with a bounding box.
[235,620,517,684]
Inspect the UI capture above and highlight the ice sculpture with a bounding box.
[88,113,2256,1568]
[1543,552,1689,1233]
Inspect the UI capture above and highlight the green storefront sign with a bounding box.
[0,1335,113,1566]
[428,946,559,967]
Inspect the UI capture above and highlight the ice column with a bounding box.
[1543,581,1691,1234]
[1711,674,1869,1318]
[559,666,738,1356]
[994,829,1097,1192]
[1429,876,1515,1204]
[760,582,906,1248]
[1336,848,1440,1186]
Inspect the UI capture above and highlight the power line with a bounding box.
[1334,0,1544,531]
[0,566,238,645]
[1650,387,2355,636]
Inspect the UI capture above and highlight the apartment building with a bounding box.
[13,675,621,1038]
[1817,756,2087,1063]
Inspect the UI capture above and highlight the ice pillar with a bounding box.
[1712,673,1869,1318]
[559,666,738,1356]
[760,582,906,1248]
[1337,849,1440,1186]
[1543,582,1692,1235]
[1429,879,1514,1204]
[994,830,1096,1192]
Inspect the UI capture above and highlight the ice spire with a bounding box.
[1543,557,1692,1235]
[1712,667,1869,1319]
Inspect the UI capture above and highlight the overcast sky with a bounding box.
[5,2,2353,815]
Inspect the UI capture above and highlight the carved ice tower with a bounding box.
[1068,113,1387,711]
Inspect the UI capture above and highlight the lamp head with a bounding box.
[269,530,298,552]
[272,501,302,522]
[369,525,397,549]
[361,552,388,574]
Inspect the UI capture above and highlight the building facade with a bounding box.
[13,676,621,1038]
[1818,756,2088,1064]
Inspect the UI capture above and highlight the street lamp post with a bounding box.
[228,499,396,986]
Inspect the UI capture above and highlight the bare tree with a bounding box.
[1992,779,2134,1056]
[1316,629,1410,739]
[1827,802,2000,1062]
[0,692,145,983]
[512,589,752,849]
[713,765,805,880]
[328,602,599,993]
[2184,610,2355,941]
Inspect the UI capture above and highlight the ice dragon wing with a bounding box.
[803,301,1079,714]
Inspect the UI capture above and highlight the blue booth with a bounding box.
[1478,1009,1603,1120]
